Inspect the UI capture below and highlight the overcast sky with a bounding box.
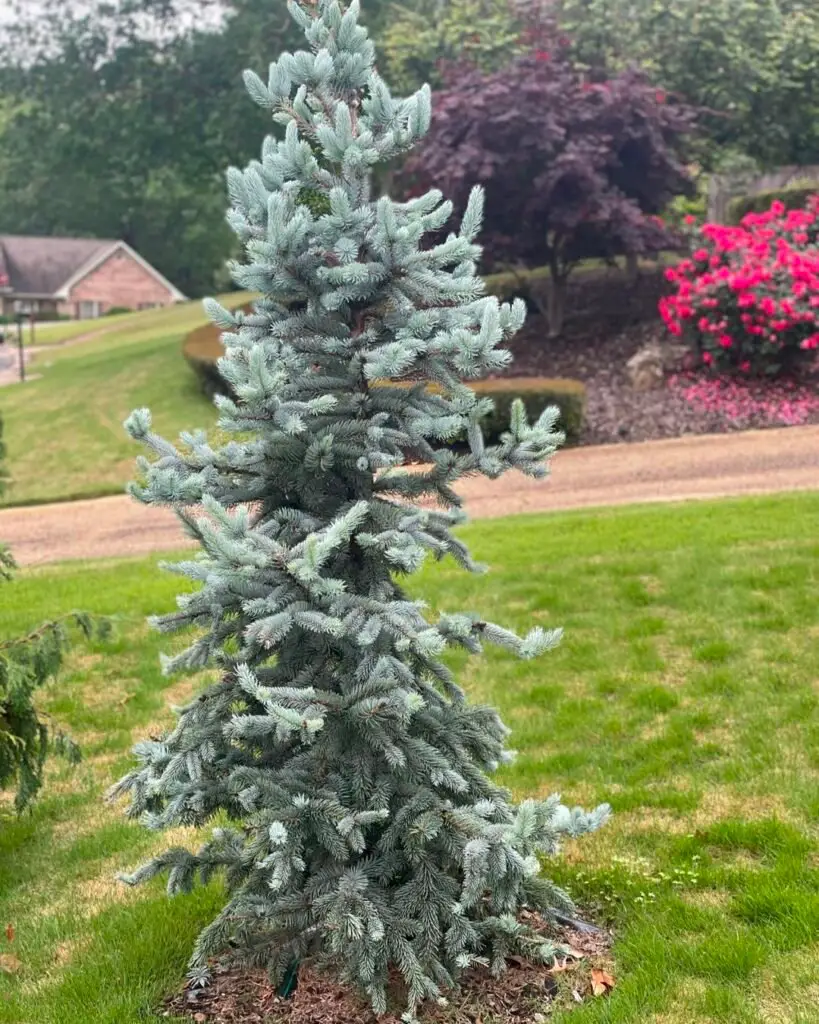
[0,0,226,33]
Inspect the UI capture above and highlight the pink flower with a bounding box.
[718,334,733,349]
[702,351,713,365]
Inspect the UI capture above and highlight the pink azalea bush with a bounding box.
[660,198,819,375]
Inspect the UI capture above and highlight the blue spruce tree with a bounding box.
[111,0,609,1016]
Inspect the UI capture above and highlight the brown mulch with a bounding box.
[163,919,613,1024]
[500,267,819,446]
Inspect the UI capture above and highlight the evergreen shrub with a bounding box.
[113,2,608,1016]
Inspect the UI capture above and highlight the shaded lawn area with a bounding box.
[0,293,253,508]
[1,493,819,1023]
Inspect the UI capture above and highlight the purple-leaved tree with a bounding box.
[404,40,696,335]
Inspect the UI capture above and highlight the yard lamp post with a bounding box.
[16,313,26,383]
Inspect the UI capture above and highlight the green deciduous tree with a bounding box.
[111,0,609,1015]
[380,0,527,95]
[553,0,819,168]
[0,0,420,297]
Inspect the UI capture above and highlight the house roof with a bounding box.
[0,235,118,297]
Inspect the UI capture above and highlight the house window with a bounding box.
[14,299,39,315]
[77,300,101,319]
[137,302,160,311]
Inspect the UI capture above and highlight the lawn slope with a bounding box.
[0,295,252,508]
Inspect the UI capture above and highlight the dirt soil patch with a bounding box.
[163,920,613,1024]
[502,268,819,445]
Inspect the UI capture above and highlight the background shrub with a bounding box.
[469,376,586,444]
[660,198,819,375]
[184,322,586,445]
[183,304,252,398]
[727,182,819,225]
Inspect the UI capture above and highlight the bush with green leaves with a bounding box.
[110,0,609,1017]
[727,181,819,225]
[0,610,111,813]
[0,411,108,813]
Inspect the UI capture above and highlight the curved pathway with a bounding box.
[2,425,818,566]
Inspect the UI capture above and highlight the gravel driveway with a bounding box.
[3,425,817,567]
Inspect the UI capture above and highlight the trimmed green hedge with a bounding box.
[183,303,251,398]
[483,266,554,304]
[184,314,586,444]
[468,376,585,444]
[727,181,819,224]
[376,377,586,445]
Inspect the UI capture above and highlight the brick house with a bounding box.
[0,235,186,319]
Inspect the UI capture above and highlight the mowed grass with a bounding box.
[20,313,136,347]
[0,294,253,507]
[1,493,819,1023]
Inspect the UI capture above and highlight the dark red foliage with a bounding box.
[404,48,695,286]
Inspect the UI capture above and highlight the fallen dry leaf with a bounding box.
[0,953,21,974]
[591,967,616,996]
[193,1014,206,1023]
[4,924,13,943]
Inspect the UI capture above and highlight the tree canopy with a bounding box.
[553,0,819,169]
[0,0,816,300]
[404,45,695,333]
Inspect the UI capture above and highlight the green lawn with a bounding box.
[0,295,252,507]
[1,493,819,1022]
[20,313,137,347]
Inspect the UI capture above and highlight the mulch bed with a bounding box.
[163,918,613,1024]
[500,267,819,446]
